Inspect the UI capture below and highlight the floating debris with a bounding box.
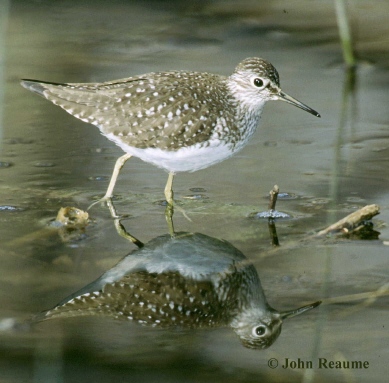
[51,207,89,243]
[316,204,380,239]
[54,206,89,228]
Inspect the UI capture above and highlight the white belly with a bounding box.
[103,108,262,173]
[105,132,238,172]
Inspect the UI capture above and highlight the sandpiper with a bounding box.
[21,57,320,205]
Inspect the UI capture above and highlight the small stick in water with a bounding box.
[268,185,279,211]
[315,204,380,237]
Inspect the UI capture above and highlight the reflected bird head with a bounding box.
[231,300,322,349]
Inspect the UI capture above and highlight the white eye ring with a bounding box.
[252,325,267,337]
[251,77,268,90]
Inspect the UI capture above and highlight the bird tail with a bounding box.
[20,79,66,97]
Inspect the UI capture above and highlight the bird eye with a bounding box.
[253,325,266,337]
[253,78,264,88]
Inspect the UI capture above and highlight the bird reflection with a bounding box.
[37,232,320,349]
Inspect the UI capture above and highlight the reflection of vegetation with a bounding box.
[0,0,10,139]
[334,0,356,67]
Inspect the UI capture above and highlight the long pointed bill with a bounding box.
[280,300,322,320]
[278,91,321,118]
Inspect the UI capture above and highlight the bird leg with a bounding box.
[104,153,133,199]
[165,206,175,238]
[164,172,175,206]
[164,172,175,237]
[88,153,132,210]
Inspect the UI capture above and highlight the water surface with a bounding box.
[1,1,388,382]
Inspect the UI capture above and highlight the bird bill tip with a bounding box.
[278,91,321,118]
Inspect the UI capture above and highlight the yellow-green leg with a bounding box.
[164,172,175,236]
[103,153,133,199]
[164,172,175,206]
[88,153,132,210]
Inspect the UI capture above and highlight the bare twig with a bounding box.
[315,204,380,237]
[268,185,279,211]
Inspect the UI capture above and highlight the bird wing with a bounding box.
[39,271,226,328]
[22,72,235,150]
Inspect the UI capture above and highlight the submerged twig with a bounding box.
[268,220,280,247]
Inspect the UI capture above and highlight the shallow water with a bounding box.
[1,1,389,382]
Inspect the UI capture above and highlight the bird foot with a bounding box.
[87,195,112,211]
[87,195,123,220]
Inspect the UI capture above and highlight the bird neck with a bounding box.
[222,79,264,144]
[226,76,267,114]
[215,264,269,316]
